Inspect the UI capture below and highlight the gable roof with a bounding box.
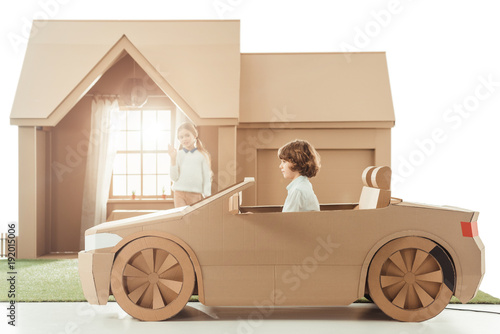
[239,52,395,126]
[10,20,241,126]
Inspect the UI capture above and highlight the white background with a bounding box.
[1,0,499,298]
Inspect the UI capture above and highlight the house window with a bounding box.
[111,109,174,198]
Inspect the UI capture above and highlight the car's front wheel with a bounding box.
[110,237,195,321]
[367,237,455,322]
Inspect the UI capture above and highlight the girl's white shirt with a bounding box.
[170,148,211,197]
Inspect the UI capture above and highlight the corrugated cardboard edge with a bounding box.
[78,251,114,305]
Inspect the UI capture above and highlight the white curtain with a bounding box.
[80,97,120,248]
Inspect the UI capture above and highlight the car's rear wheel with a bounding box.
[110,237,195,321]
[367,237,455,322]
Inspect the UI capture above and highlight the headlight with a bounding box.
[85,233,123,251]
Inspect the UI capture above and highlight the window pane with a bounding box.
[157,131,170,151]
[158,175,171,195]
[143,175,157,196]
[157,153,170,174]
[117,110,127,130]
[158,110,171,130]
[143,110,161,151]
[113,175,127,196]
[127,153,141,174]
[143,130,157,151]
[113,153,127,174]
[128,175,141,196]
[127,110,141,130]
[127,131,141,151]
[143,153,156,174]
[110,109,174,199]
[115,131,127,151]
[142,110,156,131]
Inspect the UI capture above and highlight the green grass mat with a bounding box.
[1,259,498,304]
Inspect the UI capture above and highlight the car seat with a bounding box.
[358,166,391,209]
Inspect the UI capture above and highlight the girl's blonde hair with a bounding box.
[176,122,211,168]
[278,139,321,178]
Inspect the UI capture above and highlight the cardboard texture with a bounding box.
[239,53,394,123]
[367,236,455,322]
[78,174,484,322]
[359,166,391,209]
[110,237,195,321]
[10,20,241,124]
[11,20,395,256]
[78,251,114,305]
[9,19,483,323]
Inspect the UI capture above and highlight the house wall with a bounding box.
[36,129,47,255]
[18,127,37,258]
[236,127,391,206]
[49,97,91,252]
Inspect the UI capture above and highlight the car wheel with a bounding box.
[367,237,455,322]
[110,237,195,321]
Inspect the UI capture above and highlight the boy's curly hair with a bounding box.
[278,139,321,178]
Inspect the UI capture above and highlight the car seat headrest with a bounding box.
[362,166,377,187]
[362,166,391,190]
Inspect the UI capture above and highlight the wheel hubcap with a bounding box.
[122,248,184,309]
[148,273,159,284]
[380,248,443,309]
[404,272,416,284]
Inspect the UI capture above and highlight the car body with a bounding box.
[79,177,484,322]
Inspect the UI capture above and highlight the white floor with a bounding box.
[1,302,499,334]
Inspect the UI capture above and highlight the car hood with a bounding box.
[85,177,257,237]
[85,205,191,237]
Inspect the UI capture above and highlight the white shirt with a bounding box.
[282,175,320,212]
[170,148,212,197]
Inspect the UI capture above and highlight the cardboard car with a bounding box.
[78,167,484,322]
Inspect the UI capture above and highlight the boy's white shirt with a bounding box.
[282,175,320,212]
[170,148,212,197]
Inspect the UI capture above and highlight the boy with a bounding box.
[278,139,321,212]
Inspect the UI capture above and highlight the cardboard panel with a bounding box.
[18,127,37,258]
[218,126,237,190]
[92,253,114,305]
[11,20,240,124]
[79,251,114,305]
[78,251,98,304]
[36,130,47,256]
[275,265,360,305]
[359,187,391,209]
[49,98,92,252]
[202,265,275,306]
[240,53,395,123]
[196,200,224,265]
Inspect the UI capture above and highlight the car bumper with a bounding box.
[78,250,114,305]
[455,235,485,303]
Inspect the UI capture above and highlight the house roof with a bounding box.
[239,52,395,126]
[10,20,395,128]
[10,20,241,126]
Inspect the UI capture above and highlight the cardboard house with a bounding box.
[10,20,395,258]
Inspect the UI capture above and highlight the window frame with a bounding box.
[109,106,176,200]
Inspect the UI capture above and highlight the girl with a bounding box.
[168,122,212,207]
[278,139,321,212]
